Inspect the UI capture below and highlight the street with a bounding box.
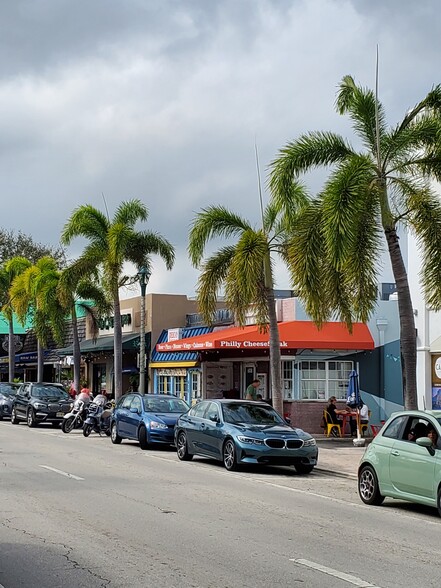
[1,421,440,588]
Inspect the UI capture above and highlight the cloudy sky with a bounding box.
[0,0,439,297]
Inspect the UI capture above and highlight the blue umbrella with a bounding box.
[347,370,360,408]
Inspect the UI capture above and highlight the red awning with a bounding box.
[156,321,374,353]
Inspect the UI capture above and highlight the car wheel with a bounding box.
[111,422,122,444]
[223,439,239,471]
[358,465,384,506]
[11,408,19,425]
[176,431,193,461]
[27,408,37,428]
[83,424,92,437]
[138,426,150,450]
[295,463,314,475]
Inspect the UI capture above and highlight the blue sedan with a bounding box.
[175,399,318,473]
[110,393,189,450]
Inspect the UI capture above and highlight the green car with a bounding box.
[358,410,441,516]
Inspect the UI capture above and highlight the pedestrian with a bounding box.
[68,382,76,399]
[245,379,260,400]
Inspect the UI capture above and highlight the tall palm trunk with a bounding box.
[384,226,417,409]
[8,318,15,382]
[263,253,283,415]
[266,287,283,415]
[71,306,81,395]
[113,288,123,401]
[37,340,44,381]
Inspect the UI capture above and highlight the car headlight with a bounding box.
[34,402,47,409]
[237,436,264,445]
[0,394,5,400]
[303,438,317,447]
[150,421,168,430]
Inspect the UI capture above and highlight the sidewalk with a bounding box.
[315,436,370,478]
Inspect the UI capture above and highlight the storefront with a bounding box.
[156,320,375,432]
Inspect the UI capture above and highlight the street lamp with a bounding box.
[137,266,150,395]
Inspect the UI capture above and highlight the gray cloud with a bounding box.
[0,0,439,295]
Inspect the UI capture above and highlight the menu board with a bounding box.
[205,362,232,398]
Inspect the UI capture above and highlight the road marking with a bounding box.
[39,465,84,481]
[292,559,383,587]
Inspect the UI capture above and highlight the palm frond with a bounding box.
[336,75,386,154]
[196,246,236,324]
[61,205,108,246]
[269,132,355,201]
[113,199,149,227]
[188,206,252,267]
[127,231,175,271]
[321,155,376,269]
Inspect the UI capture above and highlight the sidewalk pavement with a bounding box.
[315,436,371,479]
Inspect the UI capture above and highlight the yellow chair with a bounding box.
[324,410,342,438]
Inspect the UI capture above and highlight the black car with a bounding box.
[11,382,72,427]
[0,382,20,420]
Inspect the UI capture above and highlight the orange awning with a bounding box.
[156,321,374,353]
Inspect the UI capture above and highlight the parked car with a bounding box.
[358,410,441,516]
[11,382,71,427]
[0,382,20,420]
[110,393,189,449]
[175,399,318,473]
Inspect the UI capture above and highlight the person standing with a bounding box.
[245,379,260,400]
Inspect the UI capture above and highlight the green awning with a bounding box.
[57,333,150,356]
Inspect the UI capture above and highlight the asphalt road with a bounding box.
[1,420,441,588]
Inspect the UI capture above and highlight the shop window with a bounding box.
[158,376,172,395]
[286,359,354,401]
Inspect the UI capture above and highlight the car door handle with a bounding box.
[391,450,400,456]
[200,423,206,429]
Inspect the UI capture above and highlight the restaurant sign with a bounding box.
[157,339,289,352]
[98,311,133,336]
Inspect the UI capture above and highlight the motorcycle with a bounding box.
[62,399,88,434]
[82,400,113,437]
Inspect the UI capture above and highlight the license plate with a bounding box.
[56,412,64,417]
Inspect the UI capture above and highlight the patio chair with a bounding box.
[324,410,342,438]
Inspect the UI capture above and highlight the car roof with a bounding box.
[128,393,180,399]
[202,399,270,406]
[389,409,441,419]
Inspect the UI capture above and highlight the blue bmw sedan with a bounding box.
[110,393,189,450]
[175,399,318,473]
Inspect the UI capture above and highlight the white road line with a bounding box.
[291,559,382,588]
[39,465,84,481]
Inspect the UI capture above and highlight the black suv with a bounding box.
[11,382,72,427]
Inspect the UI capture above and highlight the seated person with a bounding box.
[326,396,347,435]
[427,427,439,449]
[408,421,428,442]
[349,399,369,436]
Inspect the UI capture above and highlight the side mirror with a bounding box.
[416,436,433,448]
[285,417,292,425]
[209,414,219,423]
[130,406,140,414]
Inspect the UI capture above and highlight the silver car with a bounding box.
[0,382,20,420]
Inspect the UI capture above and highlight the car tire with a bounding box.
[295,463,314,475]
[176,431,193,461]
[138,426,150,450]
[27,408,37,428]
[223,439,239,471]
[11,408,19,425]
[111,422,122,444]
[83,424,92,437]
[358,465,385,506]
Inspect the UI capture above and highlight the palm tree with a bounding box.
[61,199,175,400]
[58,261,111,397]
[10,257,67,381]
[270,75,441,409]
[0,257,31,381]
[188,198,305,415]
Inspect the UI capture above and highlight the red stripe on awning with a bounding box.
[156,321,374,352]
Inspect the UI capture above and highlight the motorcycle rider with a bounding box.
[93,390,113,425]
[77,383,92,406]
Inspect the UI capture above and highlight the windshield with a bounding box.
[0,384,19,397]
[143,397,189,413]
[32,385,69,400]
[222,403,285,425]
